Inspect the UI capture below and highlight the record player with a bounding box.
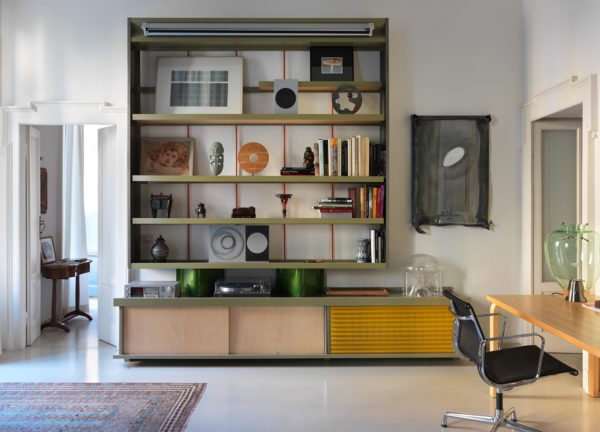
[213,279,271,297]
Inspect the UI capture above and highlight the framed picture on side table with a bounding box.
[141,137,194,175]
[155,56,243,114]
[40,236,56,264]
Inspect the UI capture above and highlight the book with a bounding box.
[370,229,377,263]
[319,212,353,218]
[348,187,357,217]
[329,138,338,176]
[363,136,370,176]
[320,197,352,203]
[340,140,348,176]
[281,167,314,175]
[356,135,362,176]
[313,141,320,176]
[320,139,328,176]
[360,186,366,218]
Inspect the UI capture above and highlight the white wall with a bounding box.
[1,0,524,312]
[523,0,600,100]
[37,125,62,323]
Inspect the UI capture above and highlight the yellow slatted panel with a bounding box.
[329,306,454,354]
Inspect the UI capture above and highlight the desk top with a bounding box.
[41,258,91,279]
[487,294,600,358]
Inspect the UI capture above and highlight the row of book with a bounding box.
[348,185,385,218]
[368,228,386,263]
[313,137,385,177]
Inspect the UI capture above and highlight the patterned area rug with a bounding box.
[0,382,205,431]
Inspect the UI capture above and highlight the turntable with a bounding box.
[213,279,271,297]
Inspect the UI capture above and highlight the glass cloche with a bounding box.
[402,254,443,297]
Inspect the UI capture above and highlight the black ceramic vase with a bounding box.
[151,235,169,262]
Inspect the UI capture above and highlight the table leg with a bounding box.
[62,273,93,322]
[41,279,70,333]
[489,303,500,397]
[587,353,600,398]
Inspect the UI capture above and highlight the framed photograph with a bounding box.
[40,168,48,214]
[155,56,243,114]
[141,137,194,175]
[310,46,354,81]
[411,115,491,233]
[40,236,56,264]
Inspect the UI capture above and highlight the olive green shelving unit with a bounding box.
[119,18,461,361]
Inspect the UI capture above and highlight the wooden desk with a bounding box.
[487,294,600,397]
[41,259,92,332]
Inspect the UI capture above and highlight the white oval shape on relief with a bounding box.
[442,147,465,167]
[247,232,268,254]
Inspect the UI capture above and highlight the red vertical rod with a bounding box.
[235,50,239,208]
[282,51,287,260]
[186,125,191,260]
[330,120,335,261]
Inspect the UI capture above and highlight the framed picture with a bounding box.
[411,115,491,233]
[40,236,56,264]
[40,168,48,214]
[141,137,194,175]
[155,56,243,114]
[310,46,354,81]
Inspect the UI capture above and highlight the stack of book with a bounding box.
[313,197,353,218]
[313,136,385,177]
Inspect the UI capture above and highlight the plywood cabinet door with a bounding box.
[123,306,229,355]
[229,306,325,354]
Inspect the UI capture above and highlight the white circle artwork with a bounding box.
[211,226,244,260]
[246,232,268,254]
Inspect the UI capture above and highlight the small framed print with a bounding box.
[141,137,194,175]
[40,236,56,264]
[155,56,243,114]
[310,46,354,81]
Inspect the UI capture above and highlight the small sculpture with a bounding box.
[151,235,169,262]
[232,206,256,218]
[332,84,362,114]
[275,193,293,218]
[150,193,173,218]
[195,202,206,218]
[303,147,314,170]
[209,141,224,175]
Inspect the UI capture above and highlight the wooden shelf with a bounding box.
[132,113,384,126]
[132,175,384,184]
[257,81,382,92]
[130,260,386,270]
[133,217,383,225]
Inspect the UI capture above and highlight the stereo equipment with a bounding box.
[213,279,272,297]
[274,79,298,114]
[125,281,180,298]
[209,224,270,262]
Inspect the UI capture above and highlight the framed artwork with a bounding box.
[411,115,491,233]
[155,56,243,114]
[310,46,354,81]
[40,168,48,214]
[40,236,56,264]
[141,137,194,175]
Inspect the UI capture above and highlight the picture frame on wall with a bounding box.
[40,236,56,264]
[40,167,48,214]
[310,46,354,81]
[141,137,194,175]
[155,56,243,114]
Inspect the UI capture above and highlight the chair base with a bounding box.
[442,407,542,432]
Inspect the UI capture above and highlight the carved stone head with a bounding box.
[209,141,224,175]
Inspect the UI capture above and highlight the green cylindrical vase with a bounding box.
[276,268,325,297]
[176,268,224,297]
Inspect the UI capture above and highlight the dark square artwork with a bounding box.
[310,46,354,81]
[411,115,491,233]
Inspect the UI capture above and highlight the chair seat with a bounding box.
[484,345,578,385]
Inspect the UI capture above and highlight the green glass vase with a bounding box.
[276,269,325,297]
[544,223,600,295]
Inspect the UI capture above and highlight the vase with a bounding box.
[544,223,600,299]
[356,239,369,263]
[151,235,169,262]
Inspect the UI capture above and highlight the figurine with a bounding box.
[209,141,224,175]
[303,147,314,170]
[275,193,293,218]
[195,202,206,218]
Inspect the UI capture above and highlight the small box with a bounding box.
[125,281,180,298]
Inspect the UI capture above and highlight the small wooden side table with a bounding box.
[41,258,92,333]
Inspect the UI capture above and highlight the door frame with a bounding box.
[0,101,128,349]
[522,75,599,296]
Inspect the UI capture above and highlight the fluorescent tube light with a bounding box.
[142,22,374,37]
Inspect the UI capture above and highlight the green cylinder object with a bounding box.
[544,223,600,292]
[176,269,224,297]
[276,269,325,297]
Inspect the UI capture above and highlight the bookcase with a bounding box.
[128,18,388,270]
[116,18,455,360]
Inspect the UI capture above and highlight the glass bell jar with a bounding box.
[402,254,443,297]
[544,223,600,298]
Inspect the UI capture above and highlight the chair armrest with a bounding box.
[478,312,507,348]
[480,332,546,382]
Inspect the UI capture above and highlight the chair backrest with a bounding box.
[442,290,486,363]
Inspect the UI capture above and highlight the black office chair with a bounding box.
[441,289,578,432]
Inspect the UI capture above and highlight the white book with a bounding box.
[317,139,325,176]
[357,135,363,176]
